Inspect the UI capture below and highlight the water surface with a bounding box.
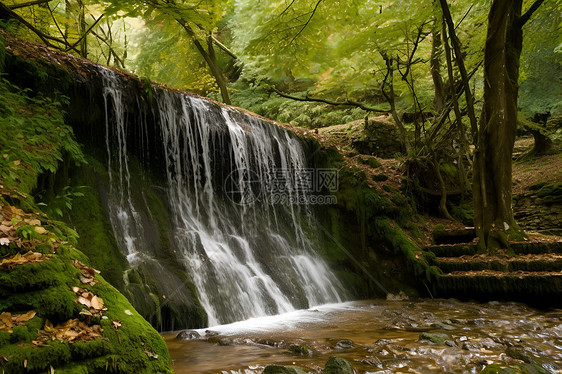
[164,299,562,373]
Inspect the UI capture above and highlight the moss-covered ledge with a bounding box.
[0,200,171,373]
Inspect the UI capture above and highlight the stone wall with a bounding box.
[513,183,562,234]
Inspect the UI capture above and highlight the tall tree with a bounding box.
[473,0,545,250]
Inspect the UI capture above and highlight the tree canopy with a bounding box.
[1,0,560,250]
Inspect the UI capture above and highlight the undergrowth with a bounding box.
[0,77,85,195]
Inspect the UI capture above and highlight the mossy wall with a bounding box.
[301,137,436,298]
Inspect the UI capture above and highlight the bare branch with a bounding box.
[90,30,125,68]
[519,0,545,26]
[270,86,390,113]
[64,14,104,53]
[288,0,322,45]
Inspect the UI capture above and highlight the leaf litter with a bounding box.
[32,319,104,345]
[0,311,36,333]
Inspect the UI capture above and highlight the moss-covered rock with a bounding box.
[263,365,307,374]
[323,356,355,374]
[419,332,450,346]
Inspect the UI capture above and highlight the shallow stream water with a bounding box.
[163,299,562,373]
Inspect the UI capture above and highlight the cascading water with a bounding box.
[101,68,346,326]
[101,68,146,265]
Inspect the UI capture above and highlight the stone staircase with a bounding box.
[423,229,562,306]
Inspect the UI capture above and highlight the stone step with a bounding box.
[424,244,477,257]
[424,241,562,258]
[433,271,562,307]
[510,241,562,254]
[436,254,562,273]
[433,228,476,245]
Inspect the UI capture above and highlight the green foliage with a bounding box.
[519,1,562,116]
[230,80,367,128]
[0,78,85,195]
[37,186,86,218]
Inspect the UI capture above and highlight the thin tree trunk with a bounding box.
[180,22,231,105]
[439,0,478,143]
[430,20,446,113]
[381,54,410,154]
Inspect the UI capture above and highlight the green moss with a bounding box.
[66,157,128,289]
[419,332,450,345]
[536,182,562,197]
[358,155,381,169]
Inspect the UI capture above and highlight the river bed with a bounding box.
[163,299,562,373]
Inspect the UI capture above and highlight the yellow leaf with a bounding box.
[13,160,20,166]
[34,227,47,235]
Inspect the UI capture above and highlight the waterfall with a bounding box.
[101,68,345,326]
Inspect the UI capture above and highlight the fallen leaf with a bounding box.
[0,238,9,246]
[144,350,159,360]
[112,320,121,329]
[34,227,47,235]
[25,219,41,226]
[0,251,51,269]
[0,224,12,234]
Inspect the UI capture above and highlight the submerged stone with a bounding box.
[335,339,354,349]
[419,332,450,346]
[176,329,201,340]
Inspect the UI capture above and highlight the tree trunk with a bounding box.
[179,22,231,105]
[529,129,552,156]
[473,0,527,251]
[430,21,445,113]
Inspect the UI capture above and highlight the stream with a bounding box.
[163,299,562,373]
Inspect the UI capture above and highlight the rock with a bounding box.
[335,339,354,349]
[505,346,559,372]
[419,332,450,345]
[176,329,200,340]
[263,365,307,374]
[288,343,313,356]
[361,357,383,368]
[323,356,355,374]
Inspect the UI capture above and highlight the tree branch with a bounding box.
[8,0,53,10]
[519,0,545,26]
[90,30,125,68]
[211,35,237,59]
[270,86,390,113]
[288,0,322,45]
[64,13,104,53]
[0,2,71,49]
